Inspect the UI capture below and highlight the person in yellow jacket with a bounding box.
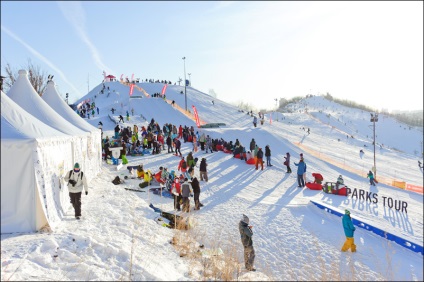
[137,165,144,179]
[143,169,152,184]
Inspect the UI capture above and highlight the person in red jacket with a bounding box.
[178,125,183,139]
[171,178,182,211]
[178,156,188,173]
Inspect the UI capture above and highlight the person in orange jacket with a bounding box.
[178,156,188,173]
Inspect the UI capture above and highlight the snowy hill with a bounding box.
[1,81,422,281]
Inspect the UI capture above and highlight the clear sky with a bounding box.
[1,1,423,112]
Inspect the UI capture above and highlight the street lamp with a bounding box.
[370,112,379,178]
[182,57,187,111]
[188,73,191,86]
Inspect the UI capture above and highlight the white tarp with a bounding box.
[6,70,98,182]
[42,80,102,178]
[1,92,73,233]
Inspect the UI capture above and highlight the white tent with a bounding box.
[42,80,102,177]
[1,92,73,233]
[7,70,95,181]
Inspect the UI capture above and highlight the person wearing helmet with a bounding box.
[341,209,356,252]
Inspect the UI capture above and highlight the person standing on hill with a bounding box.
[294,158,306,187]
[249,138,256,152]
[181,178,192,212]
[341,209,356,252]
[284,152,292,173]
[256,147,264,170]
[191,177,203,210]
[239,214,256,272]
[367,171,376,186]
[174,138,182,157]
[64,163,89,220]
[265,145,272,166]
[199,158,208,182]
[253,116,257,128]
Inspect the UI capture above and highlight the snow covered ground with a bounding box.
[1,81,423,281]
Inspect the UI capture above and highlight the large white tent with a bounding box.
[1,91,73,233]
[42,80,102,177]
[7,70,95,182]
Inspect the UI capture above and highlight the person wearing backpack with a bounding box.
[178,156,188,173]
[64,163,88,220]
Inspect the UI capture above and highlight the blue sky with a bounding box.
[1,1,423,111]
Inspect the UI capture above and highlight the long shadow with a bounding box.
[248,172,291,209]
[265,182,305,224]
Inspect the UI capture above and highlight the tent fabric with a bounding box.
[1,90,73,234]
[42,80,102,178]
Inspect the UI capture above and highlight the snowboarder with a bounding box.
[341,209,356,252]
[64,163,89,220]
[239,214,256,271]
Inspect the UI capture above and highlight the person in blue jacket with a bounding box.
[341,209,356,252]
[294,158,306,187]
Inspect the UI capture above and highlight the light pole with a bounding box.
[370,112,379,178]
[188,73,191,86]
[182,57,187,111]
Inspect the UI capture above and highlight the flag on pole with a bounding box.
[129,84,134,96]
[192,105,200,128]
[161,84,168,96]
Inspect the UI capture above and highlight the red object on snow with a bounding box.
[216,145,223,151]
[312,173,323,181]
[246,158,255,165]
[106,74,116,78]
[154,172,165,184]
[335,187,348,196]
[234,154,241,159]
[223,148,233,154]
[306,182,322,190]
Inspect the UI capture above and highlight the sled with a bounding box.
[246,158,255,165]
[322,182,348,196]
[223,148,233,154]
[234,153,241,159]
[305,182,322,190]
[216,145,224,151]
[150,187,174,199]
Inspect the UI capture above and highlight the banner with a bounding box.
[161,84,168,96]
[192,105,200,128]
[131,73,134,81]
[120,74,123,81]
[129,84,134,96]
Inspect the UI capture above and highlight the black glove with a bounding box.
[85,191,88,195]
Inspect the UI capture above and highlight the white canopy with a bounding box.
[1,92,73,233]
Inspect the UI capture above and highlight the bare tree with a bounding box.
[3,59,48,96]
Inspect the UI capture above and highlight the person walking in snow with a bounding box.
[284,152,292,173]
[239,214,256,272]
[265,145,272,166]
[249,138,256,152]
[174,138,182,157]
[294,158,306,187]
[367,171,376,186]
[64,163,89,220]
[253,116,257,128]
[341,209,356,252]
[191,177,203,210]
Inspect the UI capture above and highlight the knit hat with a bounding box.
[242,214,249,224]
[74,163,80,169]
[345,209,350,215]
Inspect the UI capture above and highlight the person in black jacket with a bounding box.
[239,214,256,271]
[191,177,203,210]
[256,148,264,170]
[265,145,272,167]
[199,158,208,182]
[166,134,173,153]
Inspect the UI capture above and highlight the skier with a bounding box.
[239,214,256,271]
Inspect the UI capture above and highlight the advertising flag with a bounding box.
[129,84,134,96]
[131,73,134,81]
[192,105,200,128]
[161,84,168,96]
[120,74,123,81]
